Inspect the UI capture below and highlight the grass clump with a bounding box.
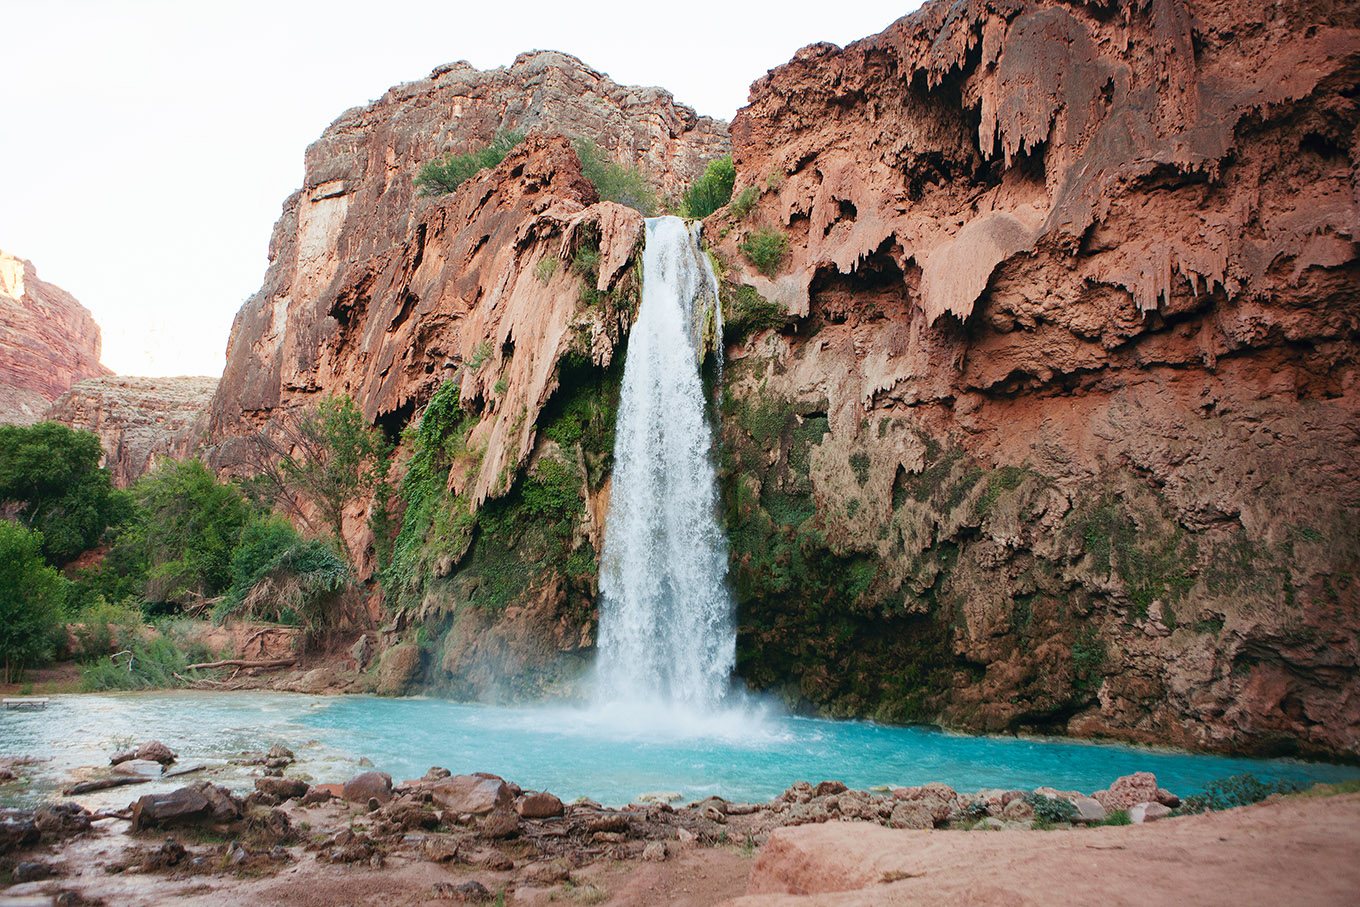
[740,228,789,276]
[534,256,559,284]
[414,131,524,195]
[681,155,735,219]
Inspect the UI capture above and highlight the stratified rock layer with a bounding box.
[711,0,1359,757]
[0,251,112,425]
[45,376,218,486]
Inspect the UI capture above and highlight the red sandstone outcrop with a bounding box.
[711,0,1359,756]
[206,50,726,461]
[45,376,217,486]
[0,250,112,425]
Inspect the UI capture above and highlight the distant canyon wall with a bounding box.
[0,251,111,425]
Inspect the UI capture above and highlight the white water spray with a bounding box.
[593,216,735,710]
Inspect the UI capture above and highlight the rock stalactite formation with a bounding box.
[0,251,112,425]
[45,376,218,486]
[709,0,1359,758]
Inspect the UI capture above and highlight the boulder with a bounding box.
[480,808,520,838]
[376,643,422,696]
[12,860,55,883]
[267,744,295,763]
[342,771,393,805]
[431,774,512,815]
[300,787,334,806]
[642,841,667,861]
[1131,801,1173,823]
[0,812,39,854]
[1001,798,1034,821]
[1070,796,1108,824]
[1155,788,1181,808]
[255,777,309,801]
[131,783,241,830]
[1092,772,1160,811]
[889,802,933,830]
[813,780,848,797]
[113,740,177,766]
[113,759,164,778]
[33,802,92,839]
[516,791,564,819]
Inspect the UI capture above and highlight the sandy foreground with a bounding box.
[3,791,1356,906]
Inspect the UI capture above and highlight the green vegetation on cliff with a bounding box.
[415,131,525,195]
[681,155,735,219]
[572,138,656,216]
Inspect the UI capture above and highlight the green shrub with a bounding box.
[682,155,735,219]
[729,186,759,220]
[739,228,789,276]
[572,138,656,215]
[1179,774,1305,814]
[1024,793,1077,825]
[414,131,524,195]
[79,635,201,692]
[723,285,787,342]
[467,340,493,371]
[0,421,132,564]
[534,256,559,284]
[1098,809,1132,826]
[221,516,351,632]
[0,521,66,681]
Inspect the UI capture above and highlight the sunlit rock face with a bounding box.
[45,376,218,486]
[709,0,1360,758]
[0,251,112,425]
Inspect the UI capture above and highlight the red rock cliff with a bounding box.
[709,0,1359,757]
[0,251,112,425]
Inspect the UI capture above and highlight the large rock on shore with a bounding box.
[431,774,513,815]
[130,782,242,831]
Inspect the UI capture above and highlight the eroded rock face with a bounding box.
[711,0,1359,758]
[0,251,112,425]
[45,376,217,486]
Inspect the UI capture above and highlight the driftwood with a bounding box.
[184,658,296,671]
[64,775,154,795]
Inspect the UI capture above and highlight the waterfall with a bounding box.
[593,216,734,709]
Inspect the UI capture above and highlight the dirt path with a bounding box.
[727,792,1360,906]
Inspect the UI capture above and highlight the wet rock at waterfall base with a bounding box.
[111,740,177,767]
[130,783,242,831]
[516,791,565,818]
[342,771,393,805]
[430,774,513,815]
[254,777,309,801]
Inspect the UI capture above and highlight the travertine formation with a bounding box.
[711,0,1359,756]
[0,251,111,425]
[45,376,218,486]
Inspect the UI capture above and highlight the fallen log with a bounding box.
[184,658,296,671]
[64,775,154,795]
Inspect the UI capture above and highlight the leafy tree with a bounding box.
[125,459,251,605]
[414,131,525,195]
[245,396,393,568]
[682,155,736,219]
[0,521,66,681]
[572,138,657,215]
[0,422,130,564]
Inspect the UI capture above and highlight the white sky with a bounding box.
[1,0,916,377]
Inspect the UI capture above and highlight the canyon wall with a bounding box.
[708,0,1359,758]
[205,53,729,695]
[0,251,112,425]
[45,376,218,486]
[204,4,1359,759]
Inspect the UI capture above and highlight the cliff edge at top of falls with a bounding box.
[205,50,728,462]
[0,251,112,426]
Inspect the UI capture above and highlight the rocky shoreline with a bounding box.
[0,735,1275,905]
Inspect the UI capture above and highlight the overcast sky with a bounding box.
[1,0,916,377]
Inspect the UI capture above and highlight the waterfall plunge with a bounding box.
[593,216,735,711]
